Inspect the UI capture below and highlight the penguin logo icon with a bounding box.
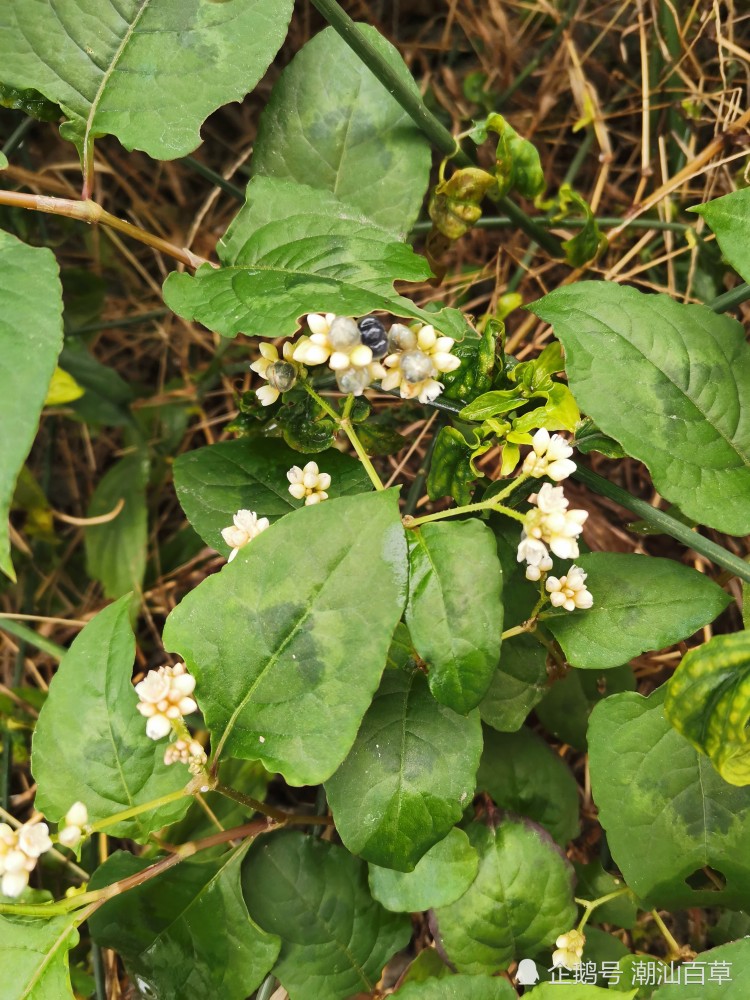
[516,958,540,986]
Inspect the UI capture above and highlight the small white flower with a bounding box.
[0,820,53,897]
[249,342,297,406]
[164,738,208,775]
[552,929,585,969]
[58,802,89,849]
[221,509,270,562]
[17,821,52,859]
[135,662,198,741]
[522,428,577,482]
[287,462,331,506]
[518,483,588,564]
[525,553,553,581]
[293,314,374,372]
[381,323,461,405]
[546,565,594,611]
[2,870,29,898]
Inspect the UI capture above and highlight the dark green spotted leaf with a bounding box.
[242,830,410,1000]
[393,973,516,1000]
[164,177,468,341]
[665,631,750,786]
[368,827,479,912]
[536,665,636,751]
[530,282,750,535]
[0,0,294,171]
[406,520,503,713]
[478,635,548,732]
[544,554,730,670]
[85,450,150,599]
[652,939,750,999]
[32,596,190,839]
[0,230,64,580]
[89,846,279,1000]
[163,490,407,786]
[477,726,580,845]
[326,668,482,870]
[426,426,477,506]
[251,26,430,237]
[0,913,78,1000]
[588,685,750,909]
[173,438,371,556]
[433,818,576,973]
[692,188,750,283]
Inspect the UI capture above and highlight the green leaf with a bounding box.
[556,184,608,266]
[0,913,78,999]
[536,665,636,751]
[325,667,482,871]
[426,426,477,505]
[470,113,545,199]
[59,343,134,427]
[573,861,638,928]
[588,684,750,909]
[0,230,63,580]
[652,939,750,998]
[242,829,411,1000]
[368,827,479,912]
[530,986,636,1000]
[530,282,750,535]
[478,635,548,732]
[0,0,294,168]
[433,819,576,973]
[0,81,60,122]
[574,417,628,459]
[163,490,407,785]
[165,176,468,341]
[43,367,84,406]
[85,450,150,600]
[251,25,430,237]
[32,596,190,839]
[0,151,8,170]
[89,845,280,1000]
[692,188,750,282]
[665,631,750,785]
[393,973,516,1000]
[173,438,372,556]
[477,726,580,845]
[405,520,503,713]
[544,554,730,670]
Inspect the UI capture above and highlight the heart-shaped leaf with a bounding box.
[651,939,750,999]
[665,631,750,785]
[252,25,430,237]
[0,0,294,179]
[588,685,750,909]
[543,554,730,670]
[0,913,78,1000]
[89,845,280,1000]
[326,667,482,870]
[692,189,750,283]
[164,177,468,341]
[530,282,750,534]
[173,438,372,556]
[393,973,517,1000]
[478,635,548,732]
[163,490,408,785]
[0,229,63,580]
[406,520,504,713]
[432,818,576,973]
[242,829,411,1000]
[32,595,190,839]
[536,665,636,750]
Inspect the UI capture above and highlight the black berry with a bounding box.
[357,316,388,358]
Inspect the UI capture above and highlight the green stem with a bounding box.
[302,381,384,490]
[405,499,525,528]
[575,887,631,932]
[214,783,334,826]
[307,0,563,257]
[0,619,66,660]
[88,787,193,834]
[650,909,684,960]
[410,215,697,234]
[709,282,750,313]
[572,465,750,584]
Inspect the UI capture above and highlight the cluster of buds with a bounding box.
[380,322,461,404]
[552,929,586,969]
[546,565,593,611]
[221,509,270,562]
[164,738,208,775]
[521,428,577,482]
[292,313,387,397]
[517,483,588,572]
[58,802,89,849]
[0,819,52,897]
[287,462,331,505]
[135,662,198,741]
[250,342,299,406]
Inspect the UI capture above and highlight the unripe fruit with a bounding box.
[328,316,360,349]
[266,361,297,392]
[387,323,418,353]
[400,349,434,383]
[336,367,371,395]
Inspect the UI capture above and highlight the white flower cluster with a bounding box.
[164,738,208,775]
[293,313,386,397]
[522,428,576,482]
[135,662,197,740]
[0,820,52,897]
[58,802,89,849]
[546,565,593,611]
[381,323,461,404]
[517,483,588,575]
[221,509,270,562]
[250,342,298,406]
[287,462,331,505]
[553,929,586,970]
